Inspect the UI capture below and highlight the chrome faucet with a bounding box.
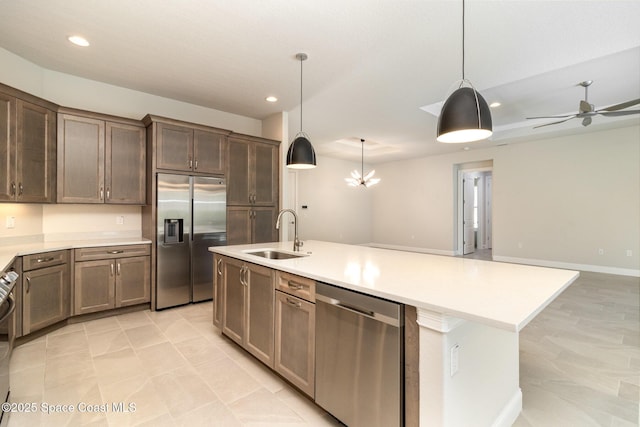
[275,209,303,252]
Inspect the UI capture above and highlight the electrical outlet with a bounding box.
[450,344,460,377]
[517,242,523,249]
[116,216,124,225]
[5,216,15,229]
[627,250,633,257]
[598,248,604,255]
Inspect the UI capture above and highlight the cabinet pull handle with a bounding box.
[36,257,55,263]
[194,159,198,170]
[18,183,23,196]
[117,262,121,275]
[189,158,193,169]
[26,276,31,293]
[287,281,303,290]
[216,259,223,276]
[240,265,248,287]
[110,263,114,276]
[10,182,16,196]
[286,297,301,308]
[108,250,124,254]
[100,187,104,200]
[106,188,110,200]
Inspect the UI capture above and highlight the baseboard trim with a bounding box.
[493,256,640,277]
[491,388,522,427]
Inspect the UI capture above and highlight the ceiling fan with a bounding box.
[527,80,640,129]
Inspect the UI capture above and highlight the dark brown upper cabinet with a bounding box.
[57,108,146,204]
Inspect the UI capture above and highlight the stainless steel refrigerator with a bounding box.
[156,173,226,310]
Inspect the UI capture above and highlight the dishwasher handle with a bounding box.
[316,293,401,327]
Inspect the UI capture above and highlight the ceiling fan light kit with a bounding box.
[345,139,380,188]
[286,53,317,170]
[437,0,493,143]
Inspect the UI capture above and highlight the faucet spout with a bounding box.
[275,209,303,252]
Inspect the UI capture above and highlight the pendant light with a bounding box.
[345,139,380,188]
[286,53,317,169]
[437,0,492,143]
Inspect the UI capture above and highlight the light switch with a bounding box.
[450,344,460,377]
[5,216,15,229]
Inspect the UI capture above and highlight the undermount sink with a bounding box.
[244,249,309,260]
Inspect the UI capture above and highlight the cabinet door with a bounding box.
[222,258,245,346]
[227,137,251,205]
[245,263,275,367]
[193,129,226,175]
[253,142,279,206]
[156,122,193,171]
[16,100,56,203]
[23,264,69,334]
[227,206,252,245]
[213,254,224,328]
[115,256,150,307]
[275,291,315,397]
[74,260,115,315]
[253,207,278,244]
[57,114,105,203]
[106,122,146,204]
[0,93,16,202]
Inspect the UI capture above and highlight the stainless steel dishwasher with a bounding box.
[315,282,404,427]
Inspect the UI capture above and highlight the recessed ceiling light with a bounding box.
[489,102,501,108]
[68,35,90,47]
[265,96,278,103]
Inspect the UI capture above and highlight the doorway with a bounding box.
[455,162,493,259]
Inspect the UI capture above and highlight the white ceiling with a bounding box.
[1,0,639,164]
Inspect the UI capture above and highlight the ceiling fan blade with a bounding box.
[533,116,576,129]
[527,114,576,120]
[598,110,640,117]
[582,117,592,127]
[599,99,640,112]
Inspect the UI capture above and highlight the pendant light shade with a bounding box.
[286,133,317,169]
[436,0,492,143]
[286,53,317,169]
[437,85,492,143]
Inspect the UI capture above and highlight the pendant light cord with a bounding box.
[462,0,465,81]
[299,57,303,133]
[361,139,365,177]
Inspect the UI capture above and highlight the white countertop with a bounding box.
[209,240,579,332]
[0,237,151,271]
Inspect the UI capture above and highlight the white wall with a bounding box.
[296,156,373,245]
[369,124,640,275]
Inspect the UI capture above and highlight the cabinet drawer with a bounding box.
[23,250,69,271]
[276,271,315,302]
[75,244,150,261]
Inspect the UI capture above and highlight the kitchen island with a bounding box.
[209,240,579,427]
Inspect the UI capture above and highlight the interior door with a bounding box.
[463,175,475,255]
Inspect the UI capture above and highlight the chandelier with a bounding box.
[345,139,380,188]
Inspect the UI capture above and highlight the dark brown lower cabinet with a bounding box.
[74,246,150,315]
[22,251,70,335]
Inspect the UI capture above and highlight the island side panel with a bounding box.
[417,309,521,427]
[405,305,420,427]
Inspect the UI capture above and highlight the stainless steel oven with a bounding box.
[0,271,18,427]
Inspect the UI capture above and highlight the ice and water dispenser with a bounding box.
[164,219,184,244]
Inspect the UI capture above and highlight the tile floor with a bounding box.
[8,303,340,427]
[6,271,639,426]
